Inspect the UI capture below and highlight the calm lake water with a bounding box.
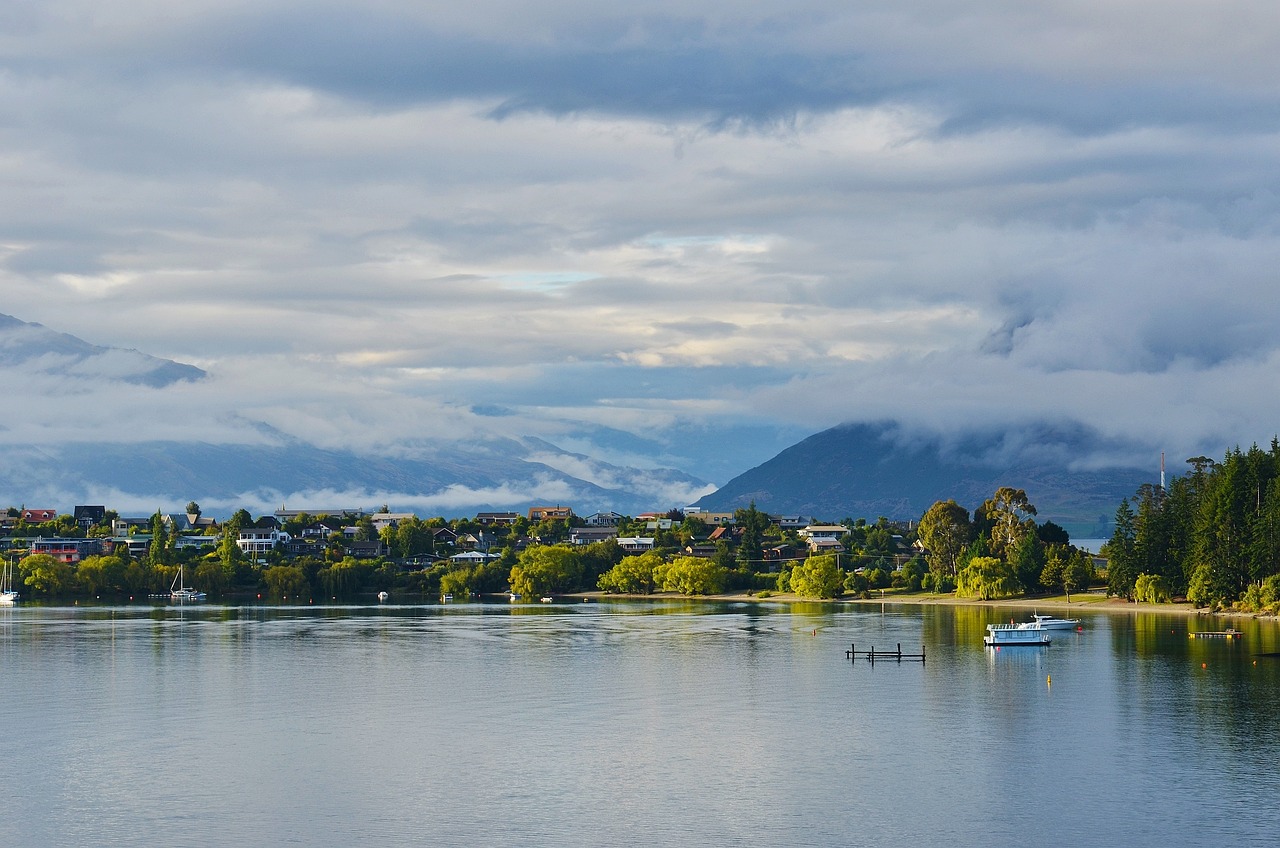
[3,599,1278,847]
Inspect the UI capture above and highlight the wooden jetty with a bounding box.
[1189,630,1242,640]
[845,643,925,664]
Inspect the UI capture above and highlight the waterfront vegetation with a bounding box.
[8,441,1280,614]
[1105,441,1280,614]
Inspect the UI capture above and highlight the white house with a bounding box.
[617,536,656,553]
[238,528,290,554]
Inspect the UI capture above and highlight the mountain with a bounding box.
[694,421,1158,538]
[0,435,711,518]
[0,313,206,387]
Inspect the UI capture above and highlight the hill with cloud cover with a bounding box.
[695,421,1160,538]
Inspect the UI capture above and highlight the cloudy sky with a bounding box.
[5,1,1280,498]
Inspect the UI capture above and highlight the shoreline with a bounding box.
[567,589,1272,620]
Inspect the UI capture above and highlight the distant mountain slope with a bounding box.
[0,312,205,386]
[0,436,710,517]
[695,422,1156,537]
[0,314,710,515]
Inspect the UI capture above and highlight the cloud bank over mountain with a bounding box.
[4,2,1280,503]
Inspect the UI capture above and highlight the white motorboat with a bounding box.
[985,623,1052,647]
[1016,613,1081,631]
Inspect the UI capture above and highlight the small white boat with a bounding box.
[985,624,1051,647]
[378,591,390,602]
[440,593,453,602]
[540,596,553,603]
[1016,613,1081,631]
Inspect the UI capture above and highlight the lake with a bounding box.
[3,599,1278,847]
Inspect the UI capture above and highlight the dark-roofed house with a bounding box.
[73,505,106,531]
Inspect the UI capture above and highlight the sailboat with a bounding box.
[170,563,207,602]
[0,558,18,605]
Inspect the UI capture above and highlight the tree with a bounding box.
[655,556,725,595]
[1062,550,1094,601]
[20,553,74,597]
[1106,500,1138,599]
[789,555,844,599]
[597,553,661,594]
[734,502,769,569]
[262,565,309,599]
[148,510,170,568]
[956,556,1018,600]
[978,487,1038,560]
[185,501,202,518]
[1010,531,1046,594]
[509,545,583,598]
[917,500,972,580]
[1134,573,1171,604]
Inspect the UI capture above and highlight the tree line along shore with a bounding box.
[3,442,1276,615]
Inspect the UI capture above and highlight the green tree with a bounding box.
[1134,573,1171,604]
[262,565,309,600]
[654,556,726,595]
[1106,500,1138,599]
[1010,531,1046,594]
[978,487,1038,561]
[597,552,661,594]
[956,555,1018,600]
[509,545,583,598]
[917,500,972,580]
[734,502,769,570]
[20,553,74,597]
[789,554,844,599]
[148,510,170,568]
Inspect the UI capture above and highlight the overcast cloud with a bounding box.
[4,1,1280,495]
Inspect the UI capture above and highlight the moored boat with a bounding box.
[1016,613,1081,631]
[0,559,18,605]
[985,623,1051,647]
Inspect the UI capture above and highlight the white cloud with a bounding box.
[3,1,1280,492]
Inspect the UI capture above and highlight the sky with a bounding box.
[4,1,1280,509]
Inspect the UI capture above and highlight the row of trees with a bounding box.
[1106,442,1280,611]
[916,487,1097,601]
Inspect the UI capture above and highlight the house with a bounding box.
[449,550,500,565]
[645,519,675,531]
[528,506,573,522]
[570,527,619,546]
[799,525,847,542]
[173,535,218,551]
[370,513,417,532]
[29,537,103,563]
[237,528,290,555]
[617,536,656,553]
[112,517,154,535]
[21,509,58,524]
[708,526,741,545]
[683,509,735,525]
[432,526,459,547]
[772,515,812,530]
[475,512,519,525]
[164,513,219,533]
[73,505,107,531]
[684,543,719,558]
[806,537,845,555]
[582,511,623,526]
[348,540,389,559]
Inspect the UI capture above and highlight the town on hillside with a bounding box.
[0,485,1111,605]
